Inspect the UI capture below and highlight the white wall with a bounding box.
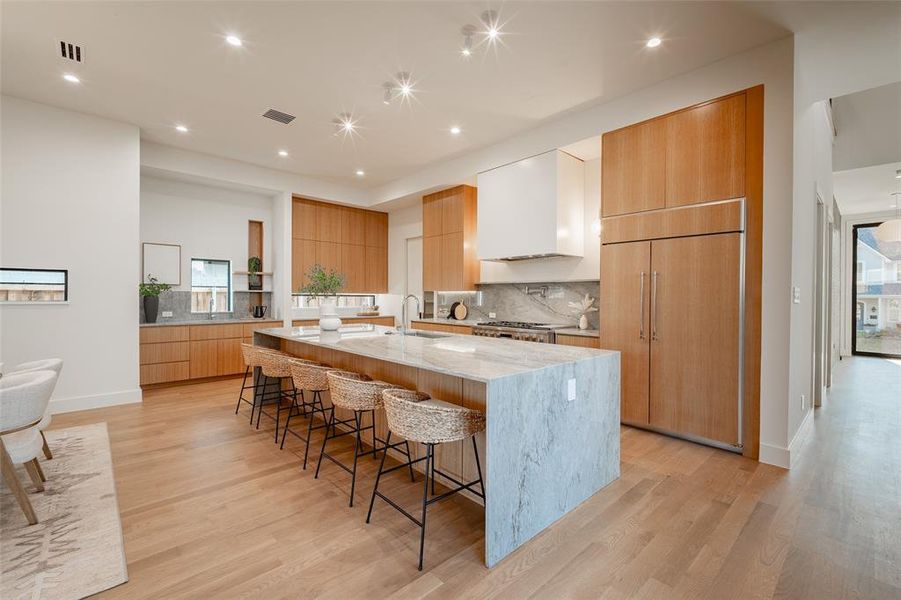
[140,176,274,305]
[0,96,141,412]
[382,203,424,322]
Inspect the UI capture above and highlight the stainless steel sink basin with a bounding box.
[384,329,452,339]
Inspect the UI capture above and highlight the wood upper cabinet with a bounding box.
[292,197,388,293]
[601,120,666,217]
[666,94,745,208]
[649,233,741,445]
[600,240,651,425]
[422,185,479,291]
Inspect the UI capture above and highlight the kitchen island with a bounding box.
[254,324,620,567]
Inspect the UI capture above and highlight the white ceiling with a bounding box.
[834,161,901,216]
[832,82,901,172]
[1,2,792,189]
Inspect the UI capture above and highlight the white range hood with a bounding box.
[477,149,585,261]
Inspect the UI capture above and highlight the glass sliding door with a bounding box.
[852,222,901,357]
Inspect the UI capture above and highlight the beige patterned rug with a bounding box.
[1,422,128,599]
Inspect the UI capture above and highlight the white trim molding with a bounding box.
[49,388,143,415]
[759,407,814,469]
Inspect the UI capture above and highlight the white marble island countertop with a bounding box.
[255,325,615,383]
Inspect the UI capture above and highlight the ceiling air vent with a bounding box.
[261,108,296,125]
[59,41,83,62]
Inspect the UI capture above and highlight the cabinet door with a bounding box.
[363,211,388,248]
[340,208,365,244]
[216,338,244,376]
[292,239,317,292]
[666,94,745,208]
[317,203,343,243]
[340,244,365,292]
[364,246,388,293]
[423,236,442,291]
[649,233,741,445]
[599,240,651,424]
[441,232,464,291]
[441,189,464,234]
[316,241,340,274]
[189,340,218,379]
[601,120,666,217]
[423,195,443,237]
[292,199,319,240]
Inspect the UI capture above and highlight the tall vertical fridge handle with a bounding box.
[639,272,646,339]
[651,271,659,341]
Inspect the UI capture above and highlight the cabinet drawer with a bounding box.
[556,334,600,349]
[140,341,190,365]
[140,362,190,385]
[412,322,472,335]
[140,326,189,344]
[189,324,244,340]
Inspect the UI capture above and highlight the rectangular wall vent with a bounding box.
[262,108,296,124]
[59,41,83,62]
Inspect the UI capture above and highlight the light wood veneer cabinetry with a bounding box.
[292,316,395,327]
[422,185,479,291]
[600,86,762,457]
[139,320,281,386]
[410,321,474,335]
[555,333,600,349]
[291,198,388,293]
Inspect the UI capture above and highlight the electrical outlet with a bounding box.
[162,311,173,318]
[567,378,576,402]
[800,394,806,410]
[792,286,801,304]
[489,312,496,319]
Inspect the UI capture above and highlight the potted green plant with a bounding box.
[139,275,171,323]
[300,263,345,331]
[247,256,263,291]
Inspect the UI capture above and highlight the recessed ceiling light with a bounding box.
[481,10,502,42]
[450,126,462,135]
[355,170,365,177]
[895,169,901,179]
[63,73,80,83]
[225,35,242,47]
[278,150,288,157]
[333,112,359,137]
[175,124,188,133]
[396,71,413,98]
[646,37,662,48]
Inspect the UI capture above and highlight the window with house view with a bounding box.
[0,268,68,303]
[191,259,231,313]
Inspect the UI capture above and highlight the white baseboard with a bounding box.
[49,388,143,414]
[758,408,814,470]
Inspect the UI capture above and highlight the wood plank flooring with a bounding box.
[46,356,901,599]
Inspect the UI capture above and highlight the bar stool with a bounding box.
[280,359,333,469]
[258,351,322,443]
[367,388,486,570]
[315,371,415,507]
[235,345,286,425]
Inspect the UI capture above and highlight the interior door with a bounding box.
[649,233,741,445]
[600,240,651,424]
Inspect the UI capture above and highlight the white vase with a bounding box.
[318,296,342,331]
[579,314,589,330]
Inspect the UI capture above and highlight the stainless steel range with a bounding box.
[472,321,567,344]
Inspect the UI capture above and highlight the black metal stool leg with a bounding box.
[366,431,391,523]
[349,410,362,507]
[279,394,297,450]
[301,391,322,469]
[314,407,335,479]
[418,444,433,571]
[472,436,485,498]
[235,366,250,414]
[371,409,378,460]
[404,441,416,482]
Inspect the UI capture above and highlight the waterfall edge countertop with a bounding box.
[255,324,616,382]
[254,323,621,567]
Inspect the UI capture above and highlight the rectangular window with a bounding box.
[0,268,68,303]
[291,294,375,310]
[191,259,231,313]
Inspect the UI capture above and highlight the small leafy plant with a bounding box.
[247,256,262,275]
[300,264,345,296]
[139,275,171,297]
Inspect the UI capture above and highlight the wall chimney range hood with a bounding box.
[477,149,585,262]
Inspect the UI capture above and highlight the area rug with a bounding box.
[1,422,128,599]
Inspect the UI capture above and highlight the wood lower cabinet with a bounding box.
[139,320,280,386]
[411,321,473,335]
[555,333,600,349]
[601,233,741,446]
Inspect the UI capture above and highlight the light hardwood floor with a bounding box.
[47,357,901,599]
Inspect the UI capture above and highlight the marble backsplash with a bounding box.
[139,291,272,323]
[437,281,600,329]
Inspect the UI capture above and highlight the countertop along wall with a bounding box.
[0,96,142,413]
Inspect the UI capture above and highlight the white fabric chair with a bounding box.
[0,370,57,524]
[9,358,63,459]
